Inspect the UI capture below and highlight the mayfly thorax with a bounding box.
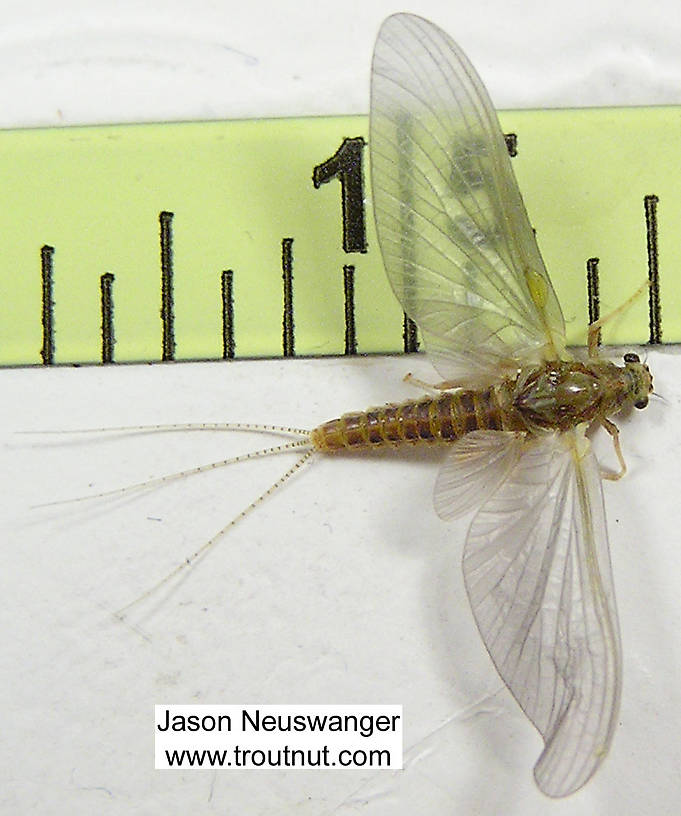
[43,12,656,801]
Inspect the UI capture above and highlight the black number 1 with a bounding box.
[313,137,367,254]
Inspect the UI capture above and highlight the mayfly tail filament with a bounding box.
[116,442,315,618]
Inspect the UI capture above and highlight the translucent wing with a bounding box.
[433,431,525,521]
[463,429,621,797]
[370,14,567,386]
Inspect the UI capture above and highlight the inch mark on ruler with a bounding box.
[313,137,367,255]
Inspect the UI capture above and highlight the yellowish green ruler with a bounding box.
[0,107,676,367]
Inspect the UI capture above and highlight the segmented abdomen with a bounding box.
[310,387,524,452]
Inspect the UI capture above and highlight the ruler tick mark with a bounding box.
[221,270,235,359]
[504,132,518,157]
[40,245,55,366]
[282,238,295,357]
[343,265,357,355]
[100,272,115,364]
[644,194,661,344]
[403,314,418,354]
[160,211,175,362]
[586,257,601,348]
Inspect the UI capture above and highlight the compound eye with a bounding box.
[634,398,648,409]
[624,352,640,363]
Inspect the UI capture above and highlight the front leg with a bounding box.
[600,417,626,480]
[587,320,602,359]
[402,372,463,392]
[587,280,650,358]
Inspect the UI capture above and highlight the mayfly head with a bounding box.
[623,352,653,409]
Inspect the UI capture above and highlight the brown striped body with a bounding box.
[310,381,522,453]
[309,359,653,453]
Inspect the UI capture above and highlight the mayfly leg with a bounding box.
[599,417,627,481]
[587,280,650,357]
[402,372,465,392]
[586,280,649,479]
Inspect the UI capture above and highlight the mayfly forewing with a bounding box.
[369,13,568,389]
[462,429,621,798]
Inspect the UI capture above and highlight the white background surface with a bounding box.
[2,1,681,814]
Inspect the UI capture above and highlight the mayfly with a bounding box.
[45,12,652,799]
[360,14,652,796]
